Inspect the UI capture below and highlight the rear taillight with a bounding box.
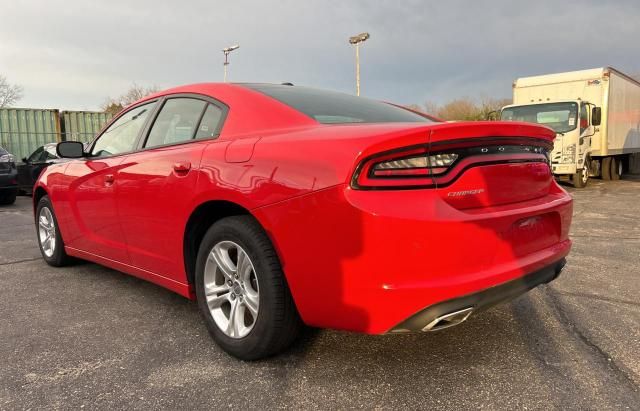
[352,141,551,190]
[352,145,448,189]
[372,153,458,177]
[0,154,15,163]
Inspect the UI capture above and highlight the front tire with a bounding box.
[572,165,589,188]
[0,189,17,205]
[195,215,302,360]
[36,195,71,266]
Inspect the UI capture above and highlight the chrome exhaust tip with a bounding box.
[422,307,473,332]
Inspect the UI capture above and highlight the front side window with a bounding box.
[91,101,157,157]
[145,98,207,148]
[580,104,589,134]
[501,102,578,134]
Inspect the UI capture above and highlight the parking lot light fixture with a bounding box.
[348,32,370,96]
[223,44,240,82]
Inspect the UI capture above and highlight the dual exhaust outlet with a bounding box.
[422,307,474,332]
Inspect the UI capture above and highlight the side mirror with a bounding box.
[22,157,28,163]
[56,141,85,158]
[592,107,602,126]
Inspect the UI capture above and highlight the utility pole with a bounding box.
[349,33,370,96]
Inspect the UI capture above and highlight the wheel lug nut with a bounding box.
[227,280,233,286]
[230,293,236,300]
[234,274,239,279]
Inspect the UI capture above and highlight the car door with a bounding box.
[17,146,43,191]
[116,96,226,281]
[59,101,158,262]
[18,145,58,192]
[578,103,592,161]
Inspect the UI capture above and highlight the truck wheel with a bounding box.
[573,165,589,188]
[601,157,612,180]
[611,157,621,180]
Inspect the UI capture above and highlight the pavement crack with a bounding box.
[0,257,41,266]
[543,286,639,392]
[551,290,640,308]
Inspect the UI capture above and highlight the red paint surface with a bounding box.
[36,84,572,334]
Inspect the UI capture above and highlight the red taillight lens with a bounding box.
[352,146,458,189]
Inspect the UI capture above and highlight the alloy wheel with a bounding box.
[38,207,56,258]
[203,241,260,339]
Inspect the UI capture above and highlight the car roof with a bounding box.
[130,83,318,137]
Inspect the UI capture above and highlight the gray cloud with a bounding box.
[1,0,639,110]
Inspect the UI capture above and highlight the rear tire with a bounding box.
[195,215,302,360]
[601,157,612,180]
[0,189,17,205]
[572,165,588,188]
[611,157,622,180]
[36,195,71,266]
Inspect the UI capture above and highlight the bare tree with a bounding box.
[415,96,511,121]
[101,83,160,116]
[0,75,24,108]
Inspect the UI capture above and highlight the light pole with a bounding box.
[222,44,239,82]
[348,32,370,96]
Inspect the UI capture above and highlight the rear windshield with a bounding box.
[243,84,433,124]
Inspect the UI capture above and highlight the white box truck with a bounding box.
[500,67,640,187]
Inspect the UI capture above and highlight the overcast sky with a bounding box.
[1,0,639,111]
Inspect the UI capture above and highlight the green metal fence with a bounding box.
[61,111,112,144]
[0,108,61,161]
[0,108,112,161]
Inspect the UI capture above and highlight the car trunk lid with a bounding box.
[427,121,555,210]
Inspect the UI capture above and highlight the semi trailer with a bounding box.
[500,67,640,187]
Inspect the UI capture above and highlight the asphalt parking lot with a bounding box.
[1,180,639,410]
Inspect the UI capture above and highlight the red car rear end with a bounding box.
[35,83,572,359]
[254,121,572,334]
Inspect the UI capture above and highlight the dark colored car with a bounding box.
[0,146,18,205]
[16,143,60,195]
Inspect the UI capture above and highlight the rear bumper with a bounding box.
[254,182,573,334]
[390,258,566,332]
[552,163,577,174]
[0,171,18,190]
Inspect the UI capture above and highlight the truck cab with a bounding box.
[500,100,601,187]
[499,67,640,188]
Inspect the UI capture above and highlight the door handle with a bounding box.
[104,174,115,185]
[173,161,191,175]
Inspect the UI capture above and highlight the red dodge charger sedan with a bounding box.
[34,83,572,359]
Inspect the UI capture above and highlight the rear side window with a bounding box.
[243,84,432,124]
[145,98,207,148]
[44,145,58,160]
[195,105,223,139]
[28,147,45,162]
